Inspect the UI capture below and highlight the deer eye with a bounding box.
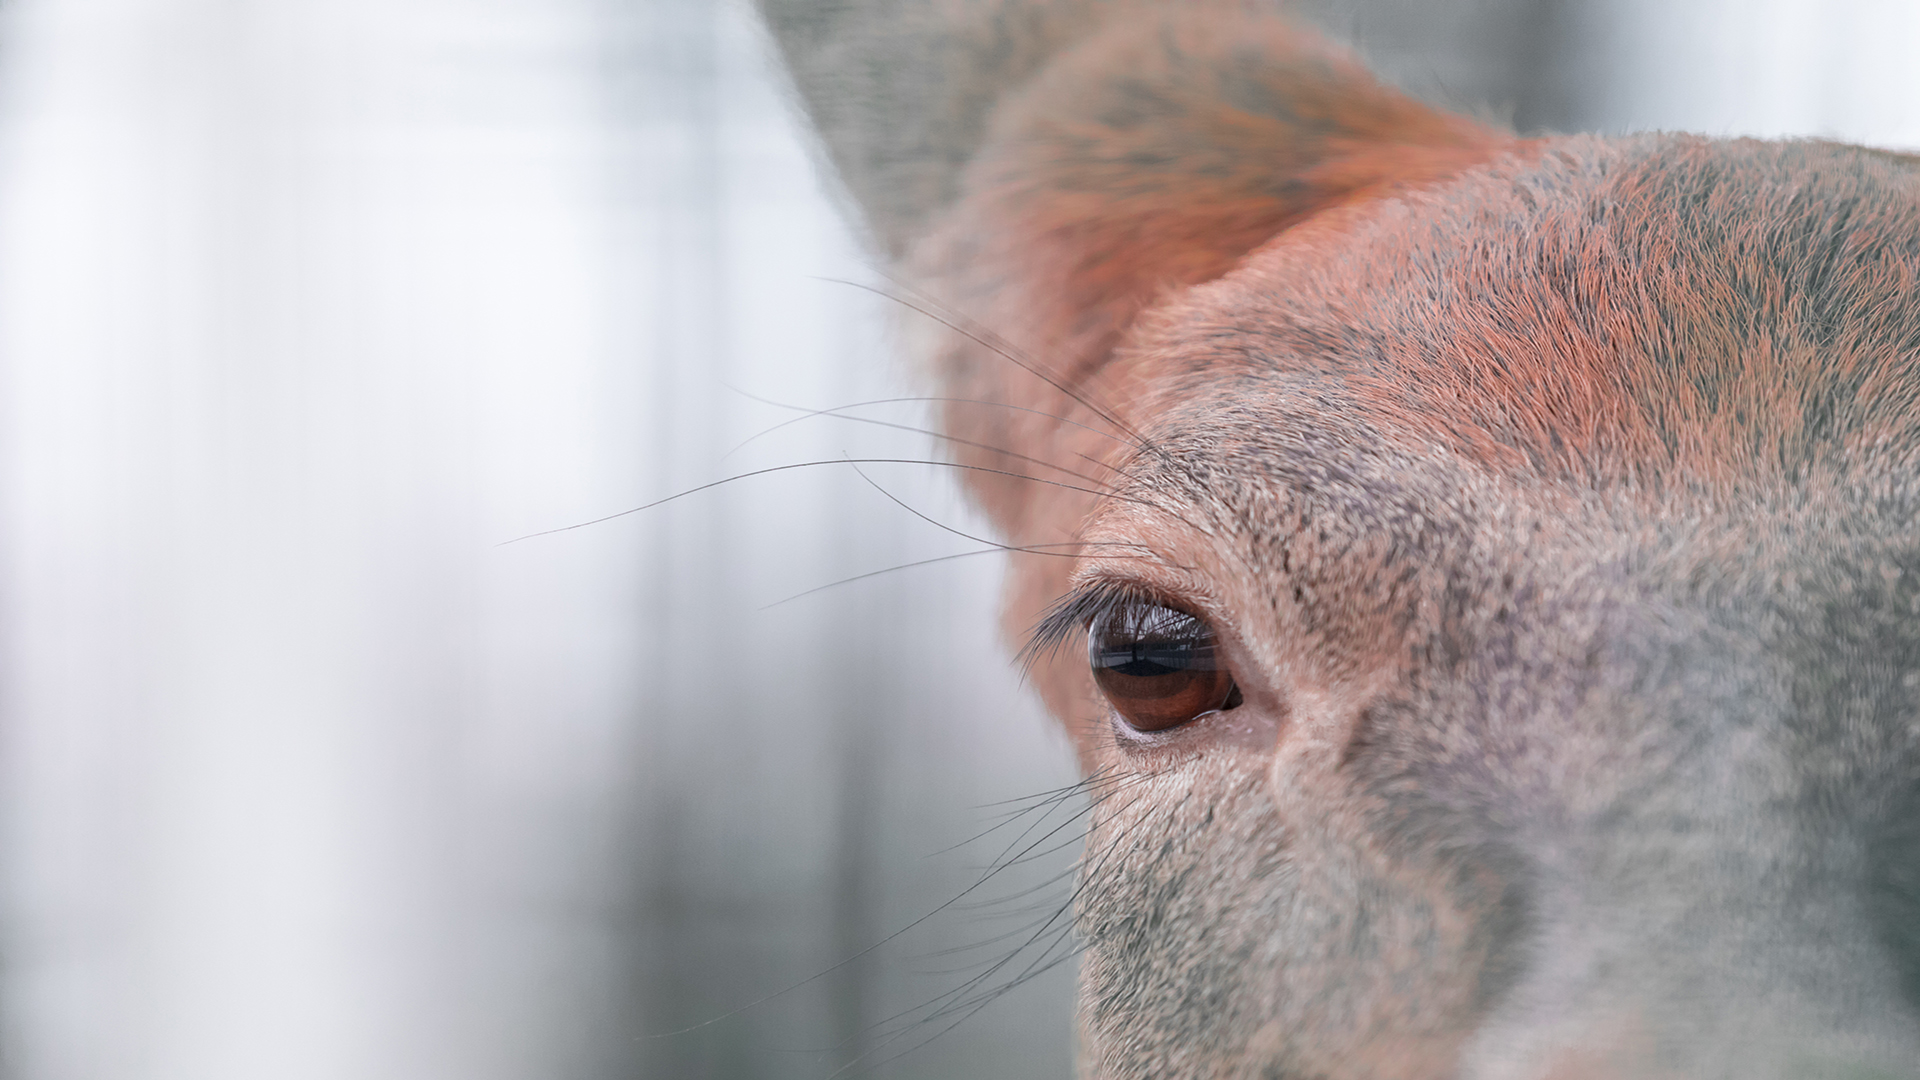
[1088,602,1242,732]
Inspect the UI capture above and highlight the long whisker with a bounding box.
[833,273,1154,450]
[822,796,1138,1075]
[844,461,1150,559]
[832,794,1154,1074]
[721,386,1145,462]
[920,768,1134,863]
[966,763,1126,812]
[498,457,1150,546]
[639,764,1102,1043]
[758,544,1147,611]
[828,274,1235,547]
[726,387,1132,489]
[820,754,1184,1076]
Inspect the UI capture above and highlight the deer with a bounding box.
[751,1,1920,1076]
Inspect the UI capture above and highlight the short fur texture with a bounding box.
[756,1,1920,1076]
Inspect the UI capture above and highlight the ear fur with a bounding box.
[906,7,1512,534]
[756,0,1169,258]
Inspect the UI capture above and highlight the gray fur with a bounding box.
[754,0,1161,255]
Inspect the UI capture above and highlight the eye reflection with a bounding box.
[1088,602,1241,732]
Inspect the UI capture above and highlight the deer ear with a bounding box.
[902,8,1510,535]
[760,3,1511,535]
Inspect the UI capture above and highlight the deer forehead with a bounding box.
[1099,133,1920,495]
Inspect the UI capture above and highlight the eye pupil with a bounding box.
[1088,603,1240,731]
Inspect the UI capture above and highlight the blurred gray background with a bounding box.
[0,1,1913,1078]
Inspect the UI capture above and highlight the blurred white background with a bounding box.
[0,1,1913,1079]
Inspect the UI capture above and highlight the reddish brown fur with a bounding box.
[1134,136,1920,485]
[916,10,1505,533]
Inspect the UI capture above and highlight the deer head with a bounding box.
[756,2,1920,1075]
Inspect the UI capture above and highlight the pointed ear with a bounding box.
[904,8,1511,535]
[757,2,1512,535]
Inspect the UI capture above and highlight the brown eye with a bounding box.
[1088,603,1242,732]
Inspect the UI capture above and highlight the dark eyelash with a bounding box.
[1017,581,1162,674]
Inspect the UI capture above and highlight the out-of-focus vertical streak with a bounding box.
[829,676,880,1072]
[618,3,900,1071]
[0,3,447,1075]
[636,0,732,1075]
[1549,0,1920,147]
[0,0,650,1077]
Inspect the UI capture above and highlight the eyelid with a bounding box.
[1021,581,1127,672]
[1020,579,1197,672]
